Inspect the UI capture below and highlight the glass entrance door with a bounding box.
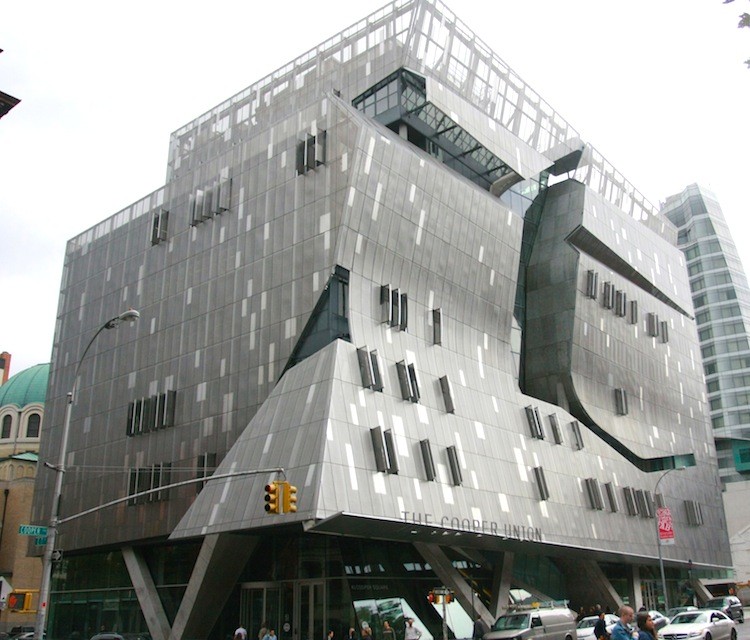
[297,581,326,640]
[241,581,325,640]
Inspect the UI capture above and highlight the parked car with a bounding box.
[648,611,670,631]
[576,615,618,640]
[657,610,736,640]
[666,606,698,621]
[90,634,125,640]
[704,596,744,623]
[8,628,35,638]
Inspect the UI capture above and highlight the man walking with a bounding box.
[611,607,635,640]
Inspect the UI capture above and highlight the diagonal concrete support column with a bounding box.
[556,558,623,613]
[414,543,494,626]
[169,533,258,640]
[490,552,514,619]
[122,546,172,640]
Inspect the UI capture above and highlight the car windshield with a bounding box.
[492,614,530,631]
[577,618,598,629]
[671,613,707,625]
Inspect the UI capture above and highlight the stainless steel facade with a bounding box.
[33,1,731,638]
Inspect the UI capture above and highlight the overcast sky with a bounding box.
[1,0,749,376]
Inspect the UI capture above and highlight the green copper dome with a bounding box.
[0,363,50,408]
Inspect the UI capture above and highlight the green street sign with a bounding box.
[35,536,48,545]
[18,524,48,537]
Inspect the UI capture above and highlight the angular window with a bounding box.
[151,209,169,245]
[357,347,375,389]
[396,361,420,402]
[371,426,397,473]
[635,489,654,518]
[604,482,619,512]
[628,300,639,325]
[439,375,455,413]
[615,290,627,317]
[217,173,232,212]
[602,282,615,309]
[571,420,584,450]
[370,351,384,392]
[533,466,550,501]
[548,414,563,445]
[400,292,408,331]
[524,406,544,440]
[26,413,41,438]
[383,429,399,474]
[623,486,638,516]
[296,130,327,175]
[128,462,172,505]
[615,388,628,416]
[432,308,442,345]
[647,312,660,337]
[585,478,604,510]
[586,270,599,300]
[380,285,392,324]
[447,446,462,486]
[685,500,703,526]
[370,427,389,473]
[420,439,436,481]
[390,288,401,328]
[660,320,669,343]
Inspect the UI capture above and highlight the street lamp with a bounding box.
[653,466,685,613]
[34,309,140,640]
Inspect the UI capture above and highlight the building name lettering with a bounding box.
[401,511,543,542]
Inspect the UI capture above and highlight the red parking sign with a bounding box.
[657,507,675,545]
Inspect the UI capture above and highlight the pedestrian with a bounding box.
[611,607,635,640]
[327,631,335,640]
[473,615,490,640]
[258,622,269,640]
[362,622,373,640]
[263,629,278,640]
[635,612,655,640]
[404,619,422,640]
[383,622,394,640]
[593,612,608,640]
[348,628,359,640]
[235,625,248,640]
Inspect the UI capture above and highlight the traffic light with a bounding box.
[283,481,298,513]
[7,591,32,612]
[265,481,281,514]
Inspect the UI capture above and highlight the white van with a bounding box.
[483,607,577,640]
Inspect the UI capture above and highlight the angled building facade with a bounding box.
[33,2,730,639]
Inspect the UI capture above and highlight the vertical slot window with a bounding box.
[548,414,563,444]
[196,453,217,493]
[602,282,614,309]
[432,308,442,345]
[629,300,639,325]
[439,375,455,413]
[399,293,408,331]
[571,420,584,450]
[524,406,544,439]
[357,347,375,389]
[660,320,669,343]
[380,285,392,324]
[383,429,399,474]
[420,439,436,481]
[533,467,550,501]
[447,446,462,486]
[585,478,604,510]
[370,427,388,473]
[623,487,638,516]
[647,312,660,337]
[586,270,598,299]
[390,288,400,327]
[615,290,627,317]
[370,350,384,392]
[615,388,629,416]
[604,482,619,512]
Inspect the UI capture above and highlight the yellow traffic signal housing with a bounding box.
[283,481,298,513]
[264,481,281,514]
[8,591,32,612]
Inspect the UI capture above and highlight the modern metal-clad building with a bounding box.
[33,2,730,639]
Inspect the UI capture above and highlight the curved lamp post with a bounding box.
[653,466,685,613]
[34,310,140,640]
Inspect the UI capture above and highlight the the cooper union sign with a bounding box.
[401,511,544,542]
